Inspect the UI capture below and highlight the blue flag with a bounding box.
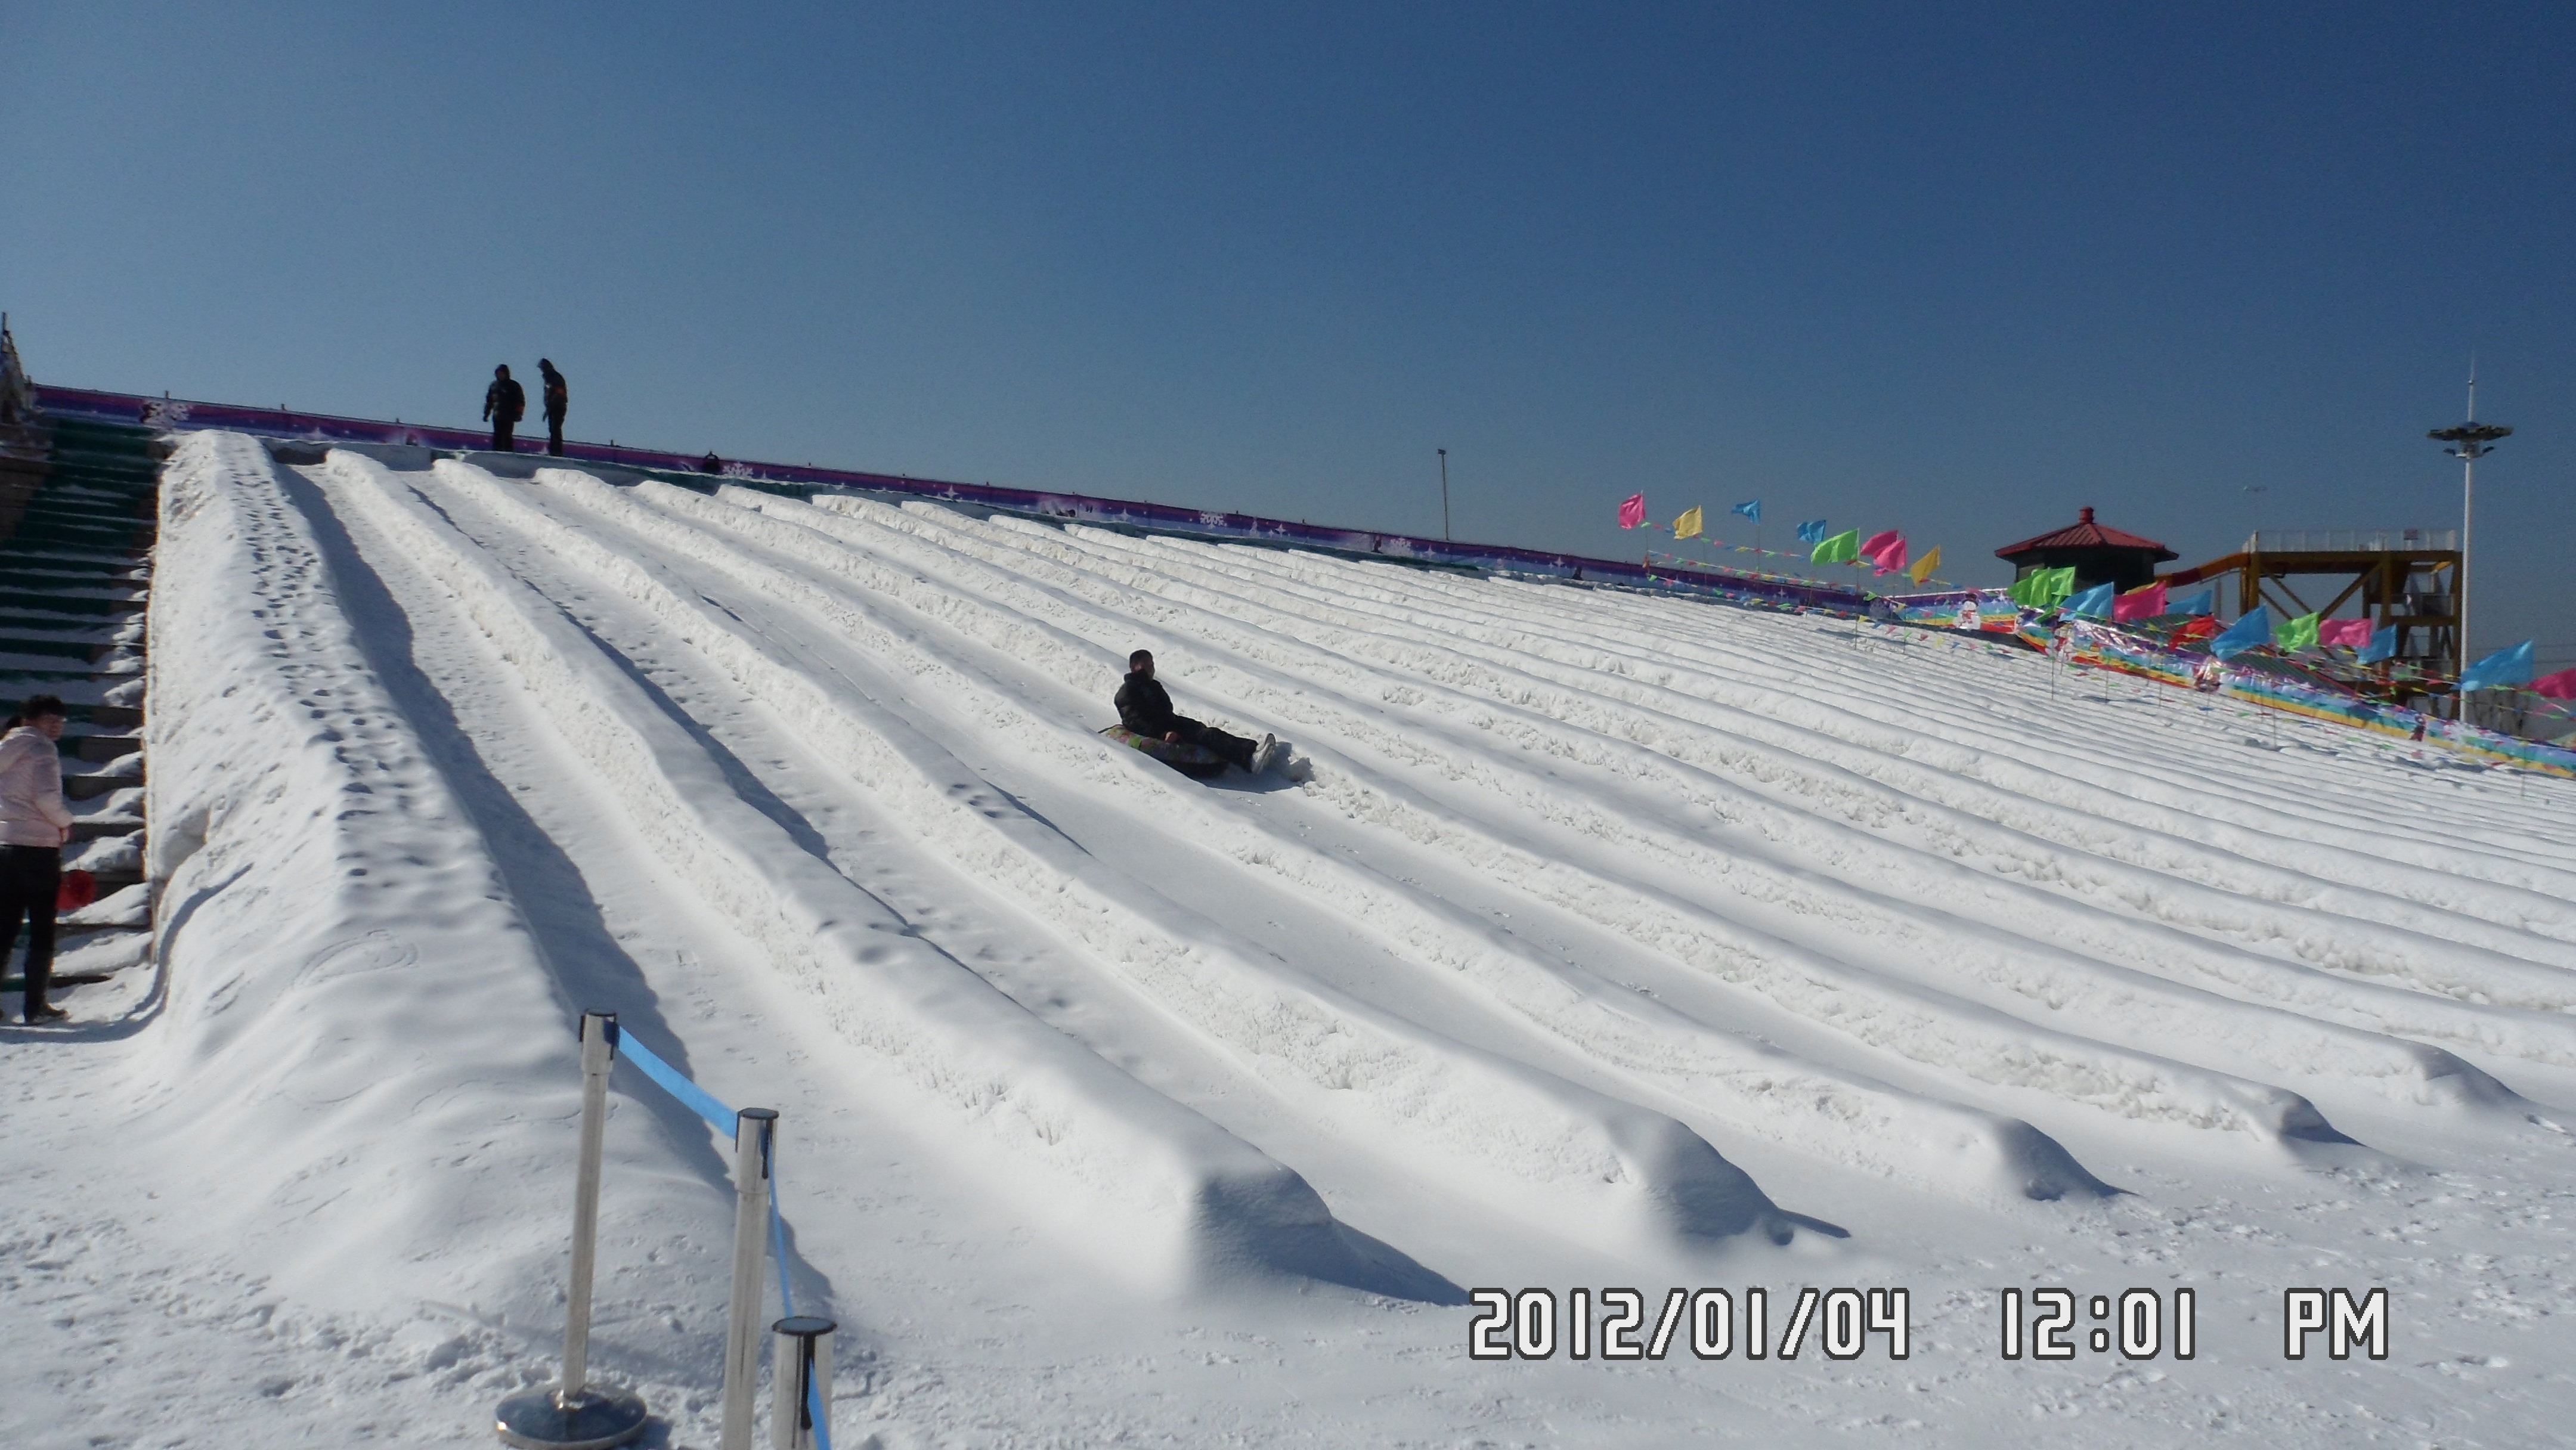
[2209,606,2272,660]
[2169,586,2214,617]
[1732,500,1761,523]
[1795,519,1828,545]
[2357,625,2399,665]
[2065,581,2116,619]
[2460,640,2536,693]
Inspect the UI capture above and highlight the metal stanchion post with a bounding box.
[561,1012,613,1397]
[497,1011,648,1449]
[769,1318,835,1450]
[719,1108,780,1450]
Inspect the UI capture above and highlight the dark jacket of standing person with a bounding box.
[482,365,525,451]
[538,359,568,455]
[483,367,525,424]
[538,360,568,422]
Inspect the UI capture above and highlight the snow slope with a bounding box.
[9,433,2575,1447]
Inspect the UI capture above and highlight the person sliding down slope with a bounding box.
[1116,650,1277,774]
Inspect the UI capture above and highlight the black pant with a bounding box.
[0,844,60,1014]
[546,413,565,456]
[492,420,516,452]
[1169,717,1258,771]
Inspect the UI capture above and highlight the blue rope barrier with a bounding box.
[602,1021,739,1132]
[595,1019,834,1449]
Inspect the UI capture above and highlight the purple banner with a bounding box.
[38,383,1869,613]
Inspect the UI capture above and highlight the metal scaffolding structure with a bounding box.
[2159,529,2463,689]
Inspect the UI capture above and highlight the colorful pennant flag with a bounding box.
[2460,640,2537,693]
[2169,586,2215,617]
[2111,581,2166,622]
[2008,568,2075,609]
[1907,546,1942,585]
[1810,529,1862,565]
[1618,492,1645,529]
[2066,581,2117,619]
[2273,612,2321,652]
[1732,500,1761,523]
[2357,625,2399,664]
[2210,606,2273,659]
[2315,618,2374,648]
[1673,505,1704,540]
[2531,667,2576,701]
[1862,532,1908,575]
[1795,519,1829,546]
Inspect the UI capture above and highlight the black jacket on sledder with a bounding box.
[1114,675,1258,772]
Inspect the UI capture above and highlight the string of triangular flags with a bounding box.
[2042,580,2568,704]
[1618,490,2567,706]
[1619,494,1948,587]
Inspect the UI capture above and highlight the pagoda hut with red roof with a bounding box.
[1995,506,2178,594]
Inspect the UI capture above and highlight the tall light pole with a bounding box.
[1436,448,1451,541]
[2428,373,2510,686]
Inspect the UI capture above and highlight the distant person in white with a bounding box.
[0,694,75,1023]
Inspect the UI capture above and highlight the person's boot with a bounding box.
[1251,733,1279,774]
[23,958,65,1022]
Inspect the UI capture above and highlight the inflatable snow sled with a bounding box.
[1099,726,1231,779]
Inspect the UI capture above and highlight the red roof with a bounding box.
[1995,506,2176,561]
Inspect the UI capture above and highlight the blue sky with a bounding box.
[5,3,2569,656]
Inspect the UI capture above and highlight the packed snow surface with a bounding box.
[9,431,2575,1446]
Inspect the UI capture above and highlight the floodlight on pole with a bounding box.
[2428,371,2509,687]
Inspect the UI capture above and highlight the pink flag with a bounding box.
[1618,492,1646,529]
[2111,581,2166,622]
[2532,668,2576,700]
[2315,618,2374,647]
[1859,530,1905,573]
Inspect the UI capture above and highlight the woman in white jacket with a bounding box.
[0,695,76,1023]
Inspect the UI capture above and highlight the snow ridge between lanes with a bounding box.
[792,494,2437,1132]
[1169,529,2576,973]
[465,463,1794,1257]
[662,482,2108,1202]
[321,451,1439,1296]
[1032,519,2569,1070]
[137,433,585,1318]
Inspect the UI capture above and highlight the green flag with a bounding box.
[2274,611,2320,651]
[1811,529,1862,565]
[2008,569,2060,607]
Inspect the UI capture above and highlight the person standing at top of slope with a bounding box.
[482,364,525,453]
[538,358,569,456]
[1116,650,1277,773]
[0,695,75,1024]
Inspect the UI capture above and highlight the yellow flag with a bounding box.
[1673,506,1704,540]
[1908,546,1942,585]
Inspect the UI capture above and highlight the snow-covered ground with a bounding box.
[8,430,2574,1447]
